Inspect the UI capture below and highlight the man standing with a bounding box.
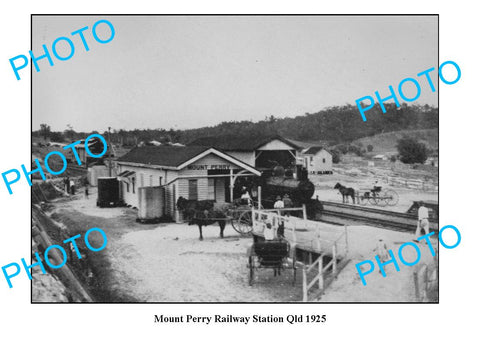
[240,186,252,205]
[374,239,390,266]
[282,194,293,208]
[70,178,76,195]
[415,201,430,240]
[274,196,284,209]
[65,176,71,194]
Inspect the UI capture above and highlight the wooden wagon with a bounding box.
[246,238,297,286]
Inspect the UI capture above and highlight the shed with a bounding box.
[301,146,333,174]
[188,134,301,170]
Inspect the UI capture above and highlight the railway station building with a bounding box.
[115,145,261,222]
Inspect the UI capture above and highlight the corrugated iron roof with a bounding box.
[303,146,325,155]
[188,134,300,151]
[116,145,209,167]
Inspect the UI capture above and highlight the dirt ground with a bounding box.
[312,161,438,213]
[46,186,438,302]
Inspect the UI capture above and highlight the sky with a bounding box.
[32,15,438,132]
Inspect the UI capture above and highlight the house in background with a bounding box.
[372,154,388,161]
[300,146,333,174]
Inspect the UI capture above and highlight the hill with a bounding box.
[33,103,439,147]
[353,129,438,155]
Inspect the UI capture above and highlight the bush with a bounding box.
[347,144,357,153]
[50,132,65,142]
[330,149,341,163]
[367,144,373,152]
[336,144,348,154]
[348,144,364,157]
[396,137,428,164]
[390,155,397,162]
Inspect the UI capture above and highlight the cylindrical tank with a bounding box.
[138,186,165,222]
[97,177,120,207]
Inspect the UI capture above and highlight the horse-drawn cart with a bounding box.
[227,199,266,236]
[356,186,399,206]
[229,206,254,235]
[247,238,296,286]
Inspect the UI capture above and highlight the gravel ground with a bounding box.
[46,187,437,302]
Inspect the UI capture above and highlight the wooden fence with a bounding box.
[251,207,349,301]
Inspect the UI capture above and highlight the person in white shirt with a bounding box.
[374,239,390,263]
[273,196,284,209]
[415,201,430,239]
[240,186,252,205]
[69,179,76,195]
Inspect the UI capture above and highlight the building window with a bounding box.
[310,156,313,162]
[159,176,162,186]
[188,179,198,200]
[149,175,153,186]
[126,182,129,193]
[323,158,326,163]
[132,177,136,193]
[140,173,144,187]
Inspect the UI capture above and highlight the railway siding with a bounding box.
[318,201,439,233]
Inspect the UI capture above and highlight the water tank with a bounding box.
[97,177,120,207]
[137,186,165,223]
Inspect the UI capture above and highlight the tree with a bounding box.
[64,124,76,141]
[40,124,51,141]
[50,132,65,142]
[396,137,428,164]
[367,144,373,152]
[331,149,341,164]
[336,144,348,154]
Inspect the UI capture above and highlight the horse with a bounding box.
[334,183,355,204]
[176,196,228,240]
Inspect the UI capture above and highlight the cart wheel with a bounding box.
[358,193,368,206]
[376,196,388,207]
[248,256,254,286]
[385,189,399,206]
[368,195,379,205]
[232,211,253,236]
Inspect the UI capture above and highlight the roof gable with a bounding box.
[188,134,301,151]
[178,148,260,175]
[303,146,332,155]
[116,145,260,175]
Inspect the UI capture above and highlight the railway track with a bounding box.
[316,201,438,233]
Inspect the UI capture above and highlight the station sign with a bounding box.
[186,164,231,170]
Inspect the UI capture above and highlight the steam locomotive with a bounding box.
[254,165,322,218]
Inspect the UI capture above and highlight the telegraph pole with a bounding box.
[108,127,112,177]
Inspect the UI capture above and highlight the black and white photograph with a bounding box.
[30,15,440,303]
